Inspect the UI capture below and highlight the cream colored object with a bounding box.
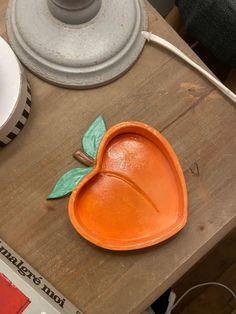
[0,37,31,147]
[142,31,236,104]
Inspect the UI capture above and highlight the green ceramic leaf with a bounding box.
[82,116,107,159]
[48,167,92,200]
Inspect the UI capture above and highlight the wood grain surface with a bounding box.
[0,1,235,313]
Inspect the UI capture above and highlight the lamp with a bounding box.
[6,0,148,88]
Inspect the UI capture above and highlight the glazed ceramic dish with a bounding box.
[69,122,188,250]
[0,37,31,147]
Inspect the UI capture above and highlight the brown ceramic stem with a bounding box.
[73,149,95,167]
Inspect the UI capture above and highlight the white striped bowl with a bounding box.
[0,37,31,147]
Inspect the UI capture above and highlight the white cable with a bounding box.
[164,282,236,314]
[142,31,236,104]
[165,290,177,314]
[143,31,236,312]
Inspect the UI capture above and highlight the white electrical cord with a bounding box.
[164,282,236,314]
[141,31,236,313]
[142,31,236,104]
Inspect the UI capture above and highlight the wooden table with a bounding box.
[0,2,236,313]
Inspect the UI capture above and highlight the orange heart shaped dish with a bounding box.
[67,120,187,250]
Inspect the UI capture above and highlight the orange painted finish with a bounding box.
[69,122,188,250]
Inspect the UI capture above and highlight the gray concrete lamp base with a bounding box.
[6,0,148,89]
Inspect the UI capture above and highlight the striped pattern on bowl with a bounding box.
[0,84,31,147]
